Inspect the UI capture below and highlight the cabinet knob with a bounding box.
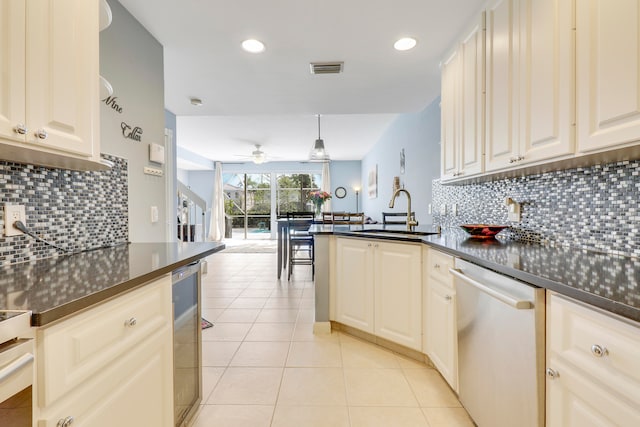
[125,317,137,327]
[434,263,440,269]
[444,295,452,301]
[546,368,559,379]
[57,416,74,427]
[35,129,48,140]
[591,344,608,358]
[367,243,372,247]
[517,155,525,161]
[14,124,27,135]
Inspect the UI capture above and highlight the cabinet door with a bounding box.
[485,0,519,171]
[425,278,457,391]
[441,50,460,180]
[374,242,422,351]
[25,0,98,157]
[38,328,174,427]
[576,0,640,153]
[335,238,374,334]
[519,0,574,163]
[546,357,640,427]
[459,14,485,177]
[0,1,26,142]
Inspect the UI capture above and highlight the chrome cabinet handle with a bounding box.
[591,344,608,358]
[0,353,34,383]
[546,368,559,379]
[125,317,137,327]
[36,129,48,140]
[57,416,74,427]
[14,124,27,135]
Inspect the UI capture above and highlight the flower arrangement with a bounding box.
[308,190,332,216]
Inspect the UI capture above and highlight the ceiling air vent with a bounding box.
[310,62,344,74]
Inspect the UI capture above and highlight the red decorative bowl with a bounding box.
[460,224,508,239]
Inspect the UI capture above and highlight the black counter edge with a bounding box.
[31,244,225,327]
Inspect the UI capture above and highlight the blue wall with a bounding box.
[329,161,362,212]
[361,98,441,224]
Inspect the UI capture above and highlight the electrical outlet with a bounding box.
[4,205,26,236]
[440,204,447,216]
[452,203,458,216]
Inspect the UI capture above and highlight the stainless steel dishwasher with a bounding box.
[450,258,545,427]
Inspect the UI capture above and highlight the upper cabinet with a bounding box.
[0,0,102,170]
[442,0,640,182]
[441,14,485,181]
[485,0,574,172]
[576,0,640,153]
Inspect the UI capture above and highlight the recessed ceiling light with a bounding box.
[242,39,266,53]
[394,37,417,51]
[190,97,203,106]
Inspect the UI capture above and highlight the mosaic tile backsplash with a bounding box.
[432,159,640,258]
[0,155,128,266]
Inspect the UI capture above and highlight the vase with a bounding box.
[314,201,323,219]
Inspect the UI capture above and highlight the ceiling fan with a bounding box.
[233,144,269,164]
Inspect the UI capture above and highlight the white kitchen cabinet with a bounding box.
[0,0,101,169]
[485,0,574,171]
[373,241,422,350]
[36,275,174,427]
[441,14,485,181]
[576,0,640,153]
[335,238,375,334]
[423,248,458,391]
[546,292,640,426]
[440,49,460,180]
[334,237,422,351]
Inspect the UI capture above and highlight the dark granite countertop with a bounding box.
[0,242,225,326]
[309,224,640,323]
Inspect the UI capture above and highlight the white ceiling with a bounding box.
[118,0,485,165]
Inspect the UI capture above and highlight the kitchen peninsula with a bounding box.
[0,242,224,326]
[0,242,223,426]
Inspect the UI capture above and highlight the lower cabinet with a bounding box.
[36,275,174,427]
[335,237,422,351]
[546,292,640,426]
[423,248,458,392]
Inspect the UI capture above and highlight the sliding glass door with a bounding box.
[223,173,271,239]
[223,171,321,239]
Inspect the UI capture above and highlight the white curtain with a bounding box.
[208,162,225,241]
[321,161,331,212]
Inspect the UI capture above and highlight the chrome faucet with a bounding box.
[388,188,418,231]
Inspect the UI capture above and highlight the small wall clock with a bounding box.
[335,186,347,199]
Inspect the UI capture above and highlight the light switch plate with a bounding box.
[440,205,447,215]
[150,206,159,223]
[144,166,164,177]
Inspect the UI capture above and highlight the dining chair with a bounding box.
[286,213,314,280]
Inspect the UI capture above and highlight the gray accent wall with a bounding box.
[100,0,167,242]
[361,98,441,223]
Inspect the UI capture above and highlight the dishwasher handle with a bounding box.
[449,268,533,309]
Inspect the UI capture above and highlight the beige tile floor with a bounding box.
[192,249,474,427]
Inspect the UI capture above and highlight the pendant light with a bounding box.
[310,114,329,161]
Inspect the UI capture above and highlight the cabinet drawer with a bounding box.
[427,249,454,284]
[37,275,171,406]
[548,293,640,405]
